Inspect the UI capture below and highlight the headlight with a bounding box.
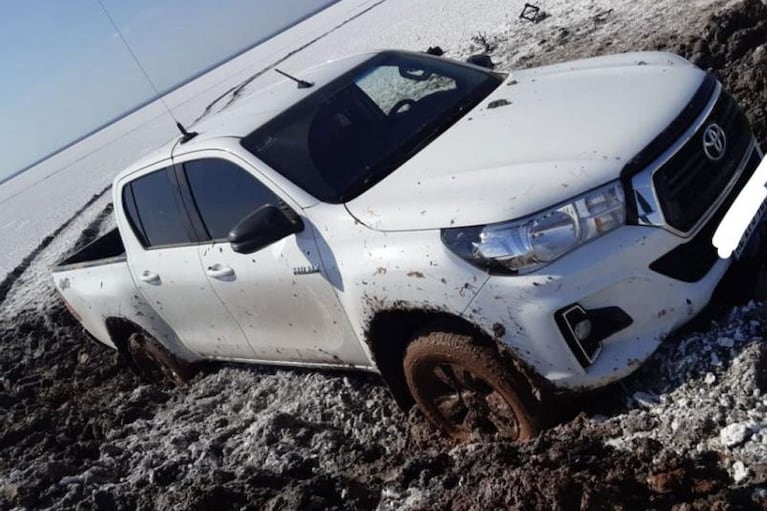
[441,181,625,274]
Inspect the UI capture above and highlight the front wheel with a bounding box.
[403,329,540,442]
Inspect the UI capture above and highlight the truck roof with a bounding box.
[117,51,378,180]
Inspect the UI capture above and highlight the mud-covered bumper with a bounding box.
[466,149,766,391]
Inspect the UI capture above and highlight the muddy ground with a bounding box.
[2,1,767,509]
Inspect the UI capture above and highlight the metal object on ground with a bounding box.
[520,3,542,23]
[466,54,495,69]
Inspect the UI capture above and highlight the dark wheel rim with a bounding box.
[422,362,520,440]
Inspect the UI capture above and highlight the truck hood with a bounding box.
[345,52,707,231]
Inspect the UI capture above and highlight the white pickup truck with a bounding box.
[53,50,765,441]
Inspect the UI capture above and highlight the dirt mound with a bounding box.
[1,302,764,509]
[394,422,742,510]
[0,305,168,509]
[664,0,767,148]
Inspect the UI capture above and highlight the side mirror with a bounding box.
[228,204,304,254]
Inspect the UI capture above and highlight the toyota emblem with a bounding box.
[702,123,727,161]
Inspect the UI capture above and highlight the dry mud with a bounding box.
[2,1,767,509]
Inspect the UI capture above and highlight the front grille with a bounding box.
[650,148,762,282]
[653,91,752,232]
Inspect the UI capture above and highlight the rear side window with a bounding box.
[183,158,282,240]
[122,168,193,248]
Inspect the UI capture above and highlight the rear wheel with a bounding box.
[403,330,540,441]
[127,333,195,387]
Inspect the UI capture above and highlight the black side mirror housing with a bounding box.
[228,204,304,254]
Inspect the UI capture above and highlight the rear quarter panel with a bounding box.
[53,260,135,349]
[53,260,201,362]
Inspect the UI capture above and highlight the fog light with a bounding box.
[573,319,592,341]
[554,304,633,367]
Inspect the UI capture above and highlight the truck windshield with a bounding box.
[241,51,502,203]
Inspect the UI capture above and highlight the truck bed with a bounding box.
[53,228,126,271]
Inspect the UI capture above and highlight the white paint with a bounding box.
[347,52,703,230]
[52,48,754,391]
[713,155,767,258]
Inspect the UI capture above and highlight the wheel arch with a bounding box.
[104,317,145,370]
[104,315,199,361]
[105,316,200,385]
[104,316,183,361]
[364,308,538,410]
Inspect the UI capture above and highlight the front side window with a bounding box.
[242,51,501,203]
[183,158,281,240]
[123,168,192,248]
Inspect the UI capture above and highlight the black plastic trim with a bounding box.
[122,183,149,247]
[554,304,633,368]
[654,91,751,232]
[650,148,763,282]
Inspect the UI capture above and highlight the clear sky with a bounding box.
[0,0,337,182]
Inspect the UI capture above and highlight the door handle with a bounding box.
[207,264,235,279]
[139,270,161,284]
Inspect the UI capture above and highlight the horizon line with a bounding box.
[0,0,341,187]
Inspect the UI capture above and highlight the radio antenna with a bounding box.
[275,68,314,89]
[96,0,198,142]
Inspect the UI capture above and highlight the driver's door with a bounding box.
[174,153,367,366]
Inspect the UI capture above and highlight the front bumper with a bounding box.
[465,144,765,391]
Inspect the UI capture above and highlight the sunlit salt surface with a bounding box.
[0,0,739,277]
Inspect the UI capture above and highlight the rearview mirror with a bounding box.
[398,66,433,82]
[228,204,304,254]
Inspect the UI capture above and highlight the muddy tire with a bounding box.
[404,330,540,442]
[127,333,195,387]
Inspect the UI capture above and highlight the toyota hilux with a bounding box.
[52,50,766,441]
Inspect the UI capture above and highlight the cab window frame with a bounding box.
[174,157,294,243]
[121,166,201,250]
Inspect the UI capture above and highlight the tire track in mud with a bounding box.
[0,191,161,510]
[0,185,111,309]
[192,0,389,124]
